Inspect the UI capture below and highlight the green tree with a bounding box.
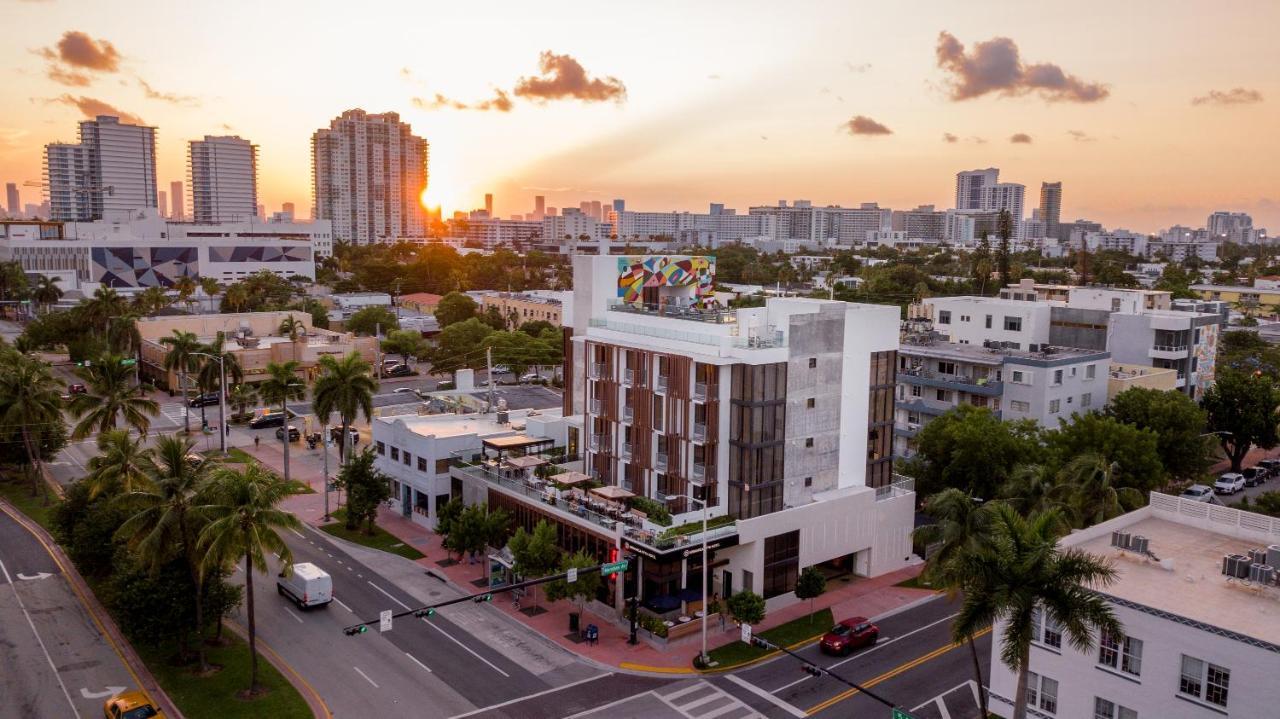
[278,315,306,341]
[726,590,766,627]
[81,286,127,338]
[1048,413,1164,492]
[952,505,1120,719]
[312,353,376,465]
[199,463,301,694]
[346,306,398,336]
[544,549,603,623]
[518,320,556,337]
[174,275,198,312]
[68,355,159,440]
[479,305,507,330]
[434,291,478,328]
[31,274,63,314]
[0,350,67,498]
[161,329,202,433]
[227,383,258,421]
[427,318,495,373]
[1053,453,1145,528]
[258,361,306,485]
[84,429,155,498]
[115,434,219,669]
[334,448,392,532]
[52,480,130,578]
[794,566,826,623]
[195,333,244,424]
[509,519,559,610]
[105,552,240,652]
[997,464,1061,517]
[1202,370,1280,471]
[1105,387,1210,481]
[904,405,1043,499]
[996,209,1013,288]
[381,329,427,366]
[435,497,464,560]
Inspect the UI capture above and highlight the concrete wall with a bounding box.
[927,297,1052,350]
[1003,355,1108,425]
[784,308,846,505]
[1048,306,1110,350]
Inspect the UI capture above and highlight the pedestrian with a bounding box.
[254,435,260,450]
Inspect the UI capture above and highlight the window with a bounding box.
[417,457,427,472]
[1085,363,1097,380]
[1082,393,1092,407]
[1026,672,1059,714]
[1098,632,1142,676]
[1031,607,1062,648]
[1180,655,1229,707]
[1049,399,1061,413]
[805,437,814,448]
[960,314,970,322]
[1094,697,1137,719]
[376,441,385,455]
[936,389,950,402]
[762,530,799,598]
[1010,370,1030,384]
[1004,316,1022,331]
[910,385,922,398]
[1010,400,1031,412]
[938,310,951,325]
[1052,369,1064,385]
[390,447,399,461]
[402,451,411,466]
[937,361,956,375]
[808,357,817,368]
[1111,297,1121,311]
[804,476,812,487]
[807,397,816,409]
[435,458,451,474]
[985,314,992,329]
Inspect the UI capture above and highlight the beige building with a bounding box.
[138,311,377,392]
[480,291,567,327]
[1107,362,1178,401]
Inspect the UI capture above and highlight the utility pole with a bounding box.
[376,322,383,380]
[486,346,496,412]
[321,412,331,521]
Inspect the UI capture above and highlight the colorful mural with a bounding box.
[92,246,198,288]
[616,256,715,303]
[1195,322,1218,393]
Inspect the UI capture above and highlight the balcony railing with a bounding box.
[622,442,633,459]
[623,405,634,422]
[731,330,786,349]
[899,366,999,390]
[589,434,603,452]
[607,299,737,325]
[622,520,739,552]
[589,363,606,379]
[693,382,708,402]
[1152,344,1189,353]
[692,422,707,442]
[590,399,603,415]
[623,369,635,386]
[452,464,623,535]
[655,452,668,470]
[656,375,668,392]
[692,464,706,481]
[876,474,916,501]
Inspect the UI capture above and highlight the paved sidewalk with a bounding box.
[257,444,935,673]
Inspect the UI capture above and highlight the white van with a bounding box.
[276,562,333,609]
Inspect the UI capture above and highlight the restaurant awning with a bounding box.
[504,455,545,469]
[590,485,635,500]
[551,471,592,486]
[482,434,553,451]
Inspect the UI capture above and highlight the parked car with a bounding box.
[68,383,87,395]
[1180,484,1214,502]
[330,426,360,444]
[102,688,166,719]
[187,392,221,408]
[248,409,295,429]
[1257,459,1280,478]
[276,425,301,441]
[435,380,455,391]
[520,371,541,383]
[820,617,879,656]
[1214,473,1246,495]
[384,363,415,377]
[1242,467,1264,487]
[276,562,332,609]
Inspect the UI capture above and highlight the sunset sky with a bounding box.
[3,0,1278,233]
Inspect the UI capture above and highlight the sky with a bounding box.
[3,0,1279,233]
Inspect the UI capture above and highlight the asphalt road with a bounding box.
[0,505,138,719]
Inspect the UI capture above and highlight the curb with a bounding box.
[0,498,184,719]
[222,621,332,719]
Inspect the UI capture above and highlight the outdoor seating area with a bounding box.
[558,485,647,530]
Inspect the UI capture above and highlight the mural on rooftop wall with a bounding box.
[1195,322,1218,392]
[92,246,198,288]
[616,256,715,303]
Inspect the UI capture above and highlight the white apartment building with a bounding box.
[892,205,948,242]
[1147,239,1219,263]
[1206,211,1253,243]
[748,201,891,247]
[447,216,542,250]
[943,209,1003,245]
[925,296,1054,350]
[1079,230,1149,256]
[955,168,1000,210]
[311,109,428,244]
[989,493,1280,719]
[188,135,258,223]
[980,182,1025,231]
[542,209,605,242]
[614,208,767,245]
[44,115,158,222]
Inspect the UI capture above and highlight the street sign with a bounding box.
[379,609,392,633]
[567,567,578,584]
[119,358,136,367]
[600,560,629,576]
[741,623,752,644]
[891,709,918,719]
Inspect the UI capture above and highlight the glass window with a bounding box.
[762,530,799,598]
[939,310,951,325]
[805,437,814,448]
[807,397,816,409]
[1179,655,1229,706]
[1004,316,1022,331]
[1010,400,1030,412]
[936,389,950,402]
[1082,393,1092,407]
[1049,399,1061,413]
[1086,363,1097,379]
[376,441,385,455]
[390,447,399,461]
[402,451,411,466]
[808,357,817,368]
[911,385,922,398]
[435,458,450,474]
[985,314,992,328]
[1053,369,1064,385]
[417,457,427,472]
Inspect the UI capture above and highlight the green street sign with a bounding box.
[891,709,918,719]
[120,358,137,367]
[600,560,629,575]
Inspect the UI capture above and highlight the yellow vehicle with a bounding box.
[103,689,165,719]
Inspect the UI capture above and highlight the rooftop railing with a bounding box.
[876,474,916,501]
[607,299,737,324]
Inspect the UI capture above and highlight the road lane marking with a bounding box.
[0,558,81,718]
[80,686,126,699]
[353,666,379,688]
[284,607,304,624]
[367,581,411,610]
[725,674,806,718]
[289,528,306,539]
[422,620,510,677]
[454,673,612,719]
[405,652,432,673]
[911,680,976,712]
[334,597,354,613]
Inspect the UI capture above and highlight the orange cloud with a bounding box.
[40,30,121,71]
[843,115,892,135]
[936,32,1108,103]
[1191,88,1263,106]
[47,65,91,87]
[513,51,626,103]
[1010,132,1032,143]
[413,89,512,112]
[138,79,198,106]
[48,94,144,125]
[943,132,959,143]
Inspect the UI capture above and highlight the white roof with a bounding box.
[290,562,329,580]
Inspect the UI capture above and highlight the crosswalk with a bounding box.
[654,680,764,719]
[158,403,190,425]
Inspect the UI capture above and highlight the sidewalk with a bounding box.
[258,442,935,673]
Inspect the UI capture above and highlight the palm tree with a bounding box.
[106,311,143,356]
[227,383,258,421]
[161,330,202,433]
[69,355,159,440]
[199,277,221,312]
[913,488,994,717]
[258,361,306,485]
[952,504,1121,719]
[117,434,218,671]
[83,429,154,498]
[998,464,1062,517]
[174,275,198,313]
[1054,453,1145,529]
[222,283,250,313]
[312,352,376,465]
[132,286,170,315]
[81,287,127,338]
[278,315,305,342]
[195,333,244,427]
[31,275,63,314]
[199,463,300,694]
[0,351,64,498]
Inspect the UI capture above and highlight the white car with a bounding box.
[520,372,540,383]
[1180,484,1214,502]
[277,562,332,609]
[1214,473,1245,495]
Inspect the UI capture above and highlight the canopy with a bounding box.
[504,455,546,469]
[483,434,551,451]
[591,485,635,500]
[551,471,591,486]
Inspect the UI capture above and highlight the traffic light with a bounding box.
[473,593,492,603]
[414,608,436,618]
[802,664,822,677]
[344,625,368,636]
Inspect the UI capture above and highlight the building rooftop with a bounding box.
[377,407,562,439]
[899,338,1108,364]
[1190,283,1273,292]
[1069,495,1280,650]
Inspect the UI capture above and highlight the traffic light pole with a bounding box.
[750,637,903,712]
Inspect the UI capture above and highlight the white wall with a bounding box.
[927,297,1052,350]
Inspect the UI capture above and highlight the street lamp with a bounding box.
[190,351,227,453]
[668,492,710,665]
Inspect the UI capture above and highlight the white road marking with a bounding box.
[289,528,306,539]
[725,675,806,718]
[80,686,126,699]
[367,581,411,610]
[422,620,510,677]
[912,680,977,713]
[334,597,354,613]
[347,565,353,571]
[283,607,304,624]
[0,558,81,718]
[16,572,52,581]
[404,652,432,673]
[455,673,612,719]
[353,666,379,688]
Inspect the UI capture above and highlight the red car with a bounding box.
[820,617,879,656]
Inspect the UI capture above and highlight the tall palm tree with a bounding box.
[68,354,159,439]
[227,383,258,421]
[161,330,201,433]
[199,463,300,693]
[106,311,143,356]
[83,429,155,498]
[0,351,64,498]
[913,488,994,718]
[312,352,376,465]
[174,275,198,313]
[952,504,1121,719]
[31,275,63,314]
[81,287,127,338]
[195,333,244,427]
[132,286,170,315]
[258,361,306,485]
[116,434,218,671]
[278,315,305,341]
[1054,453,1145,529]
[222,283,250,313]
[199,277,221,312]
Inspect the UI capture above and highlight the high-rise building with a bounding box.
[158,190,167,218]
[1206,211,1254,243]
[980,182,1026,235]
[282,202,296,219]
[1039,181,1062,239]
[5,183,19,217]
[612,199,625,213]
[311,109,429,244]
[954,168,999,211]
[44,115,157,222]
[589,200,602,221]
[892,205,947,241]
[257,204,265,220]
[170,181,184,221]
[188,135,259,223]
[484,193,493,217]
[534,195,546,220]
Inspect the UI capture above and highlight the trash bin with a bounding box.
[569,612,580,632]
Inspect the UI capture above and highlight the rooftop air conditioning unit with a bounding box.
[1248,548,1269,566]
[1111,531,1131,550]
[1129,535,1150,555]
[1268,544,1280,568]
[1249,564,1275,585]
[1223,554,1251,578]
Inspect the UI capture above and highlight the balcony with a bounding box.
[623,369,635,387]
[655,452,668,470]
[589,434,603,452]
[691,464,706,482]
[623,519,739,554]
[451,463,624,535]
[589,398,603,416]
[623,405,634,422]
[607,299,736,325]
[1149,344,1190,360]
[897,367,1002,397]
[875,474,915,501]
[621,442,633,459]
[656,375,668,392]
[589,363,606,380]
[693,382,709,402]
[692,422,707,442]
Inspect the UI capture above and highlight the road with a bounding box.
[0,505,139,719]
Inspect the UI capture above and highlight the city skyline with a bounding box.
[2,1,1278,232]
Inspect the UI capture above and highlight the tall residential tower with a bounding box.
[1039,181,1062,239]
[954,168,999,211]
[188,135,259,223]
[44,115,157,222]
